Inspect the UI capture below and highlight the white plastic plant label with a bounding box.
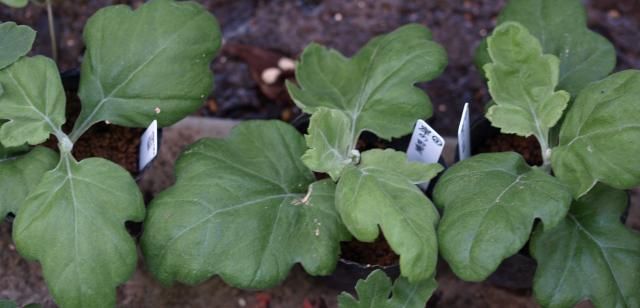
[458,102,471,161]
[407,119,445,189]
[139,120,158,171]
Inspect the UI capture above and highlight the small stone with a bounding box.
[334,12,343,21]
[261,67,282,85]
[237,298,246,307]
[277,57,296,71]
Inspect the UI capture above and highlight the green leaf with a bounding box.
[72,0,221,138]
[0,0,27,7]
[0,22,35,69]
[433,152,572,281]
[0,56,65,147]
[337,269,437,308]
[0,300,16,308]
[336,149,442,282]
[287,23,446,144]
[552,70,640,198]
[141,120,350,289]
[0,146,58,217]
[12,154,145,308]
[484,22,570,144]
[302,108,355,179]
[475,0,615,96]
[531,184,640,308]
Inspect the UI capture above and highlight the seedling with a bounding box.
[0,0,220,306]
[141,23,447,294]
[434,0,640,307]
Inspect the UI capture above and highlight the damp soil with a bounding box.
[44,90,143,175]
[477,133,543,166]
[340,235,399,266]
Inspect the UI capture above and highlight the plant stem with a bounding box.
[46,0,57,62]
[536,134,552,173]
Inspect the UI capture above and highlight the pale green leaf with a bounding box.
[0,56,65,147]
[475,0,615,96]
[72,0,221,138]
[0,146,57,217]
[12,154,145,308]
[0,0,27,7]
[531,184,640,308]
[336,149,443,282]
[552,70,640,198]
[302,108,355,179]
[287,23,446,144]
[338,269,437,308]
[433,152,572,281]
[484,22,570,142]
[141,121,350,289]
[0,22,35,69]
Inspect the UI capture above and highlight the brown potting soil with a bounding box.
[477,134,543,166]
[44,91,143,175]
[340,235,399,267]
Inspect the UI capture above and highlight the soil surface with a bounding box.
[1,0,640,307]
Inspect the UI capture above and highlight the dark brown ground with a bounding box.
[1,0,640,307]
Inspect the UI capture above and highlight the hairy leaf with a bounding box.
[72,0,221,138]
[0,22,35,69]
[433,152,572,281]
[475,0,615,96]
[12,154,145,308]
[336,149,442,282]
[141,121,350,289]
[302,108,354,179]
[0,56,65,147]
[552,70,640,198]
[338,269,437,308]
[484,22,569,142]
[531,184,640,308]
[0,146,57,217]
[287,23,446,145]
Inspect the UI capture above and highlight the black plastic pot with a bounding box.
[60,70,162,181]
[293,114,445,291]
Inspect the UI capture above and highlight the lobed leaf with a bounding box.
[335,149,442,282]
[72,0,221,137]
[552,70,640,197]
[475,0,615,96]
[484,22,569,141]
[0,146,58,218]
[337,269,437,308]
[302,108,354,180]
[12,154,145,308]
[287,24,446,172]
[0,22,35,69]
[141,121,350,289]
[433,152,572,281]
[531,184,640,308]
[0,56,65,147]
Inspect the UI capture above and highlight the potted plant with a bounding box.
[141,23,446,305]
[434,0,640,306]
[0,0,221,306]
